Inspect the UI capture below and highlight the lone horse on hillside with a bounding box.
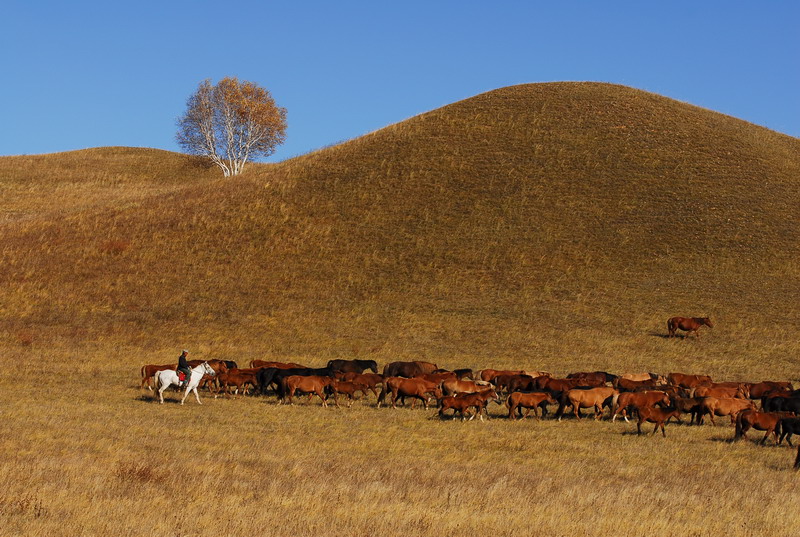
[667,316,713,338]
[154,362,215,405]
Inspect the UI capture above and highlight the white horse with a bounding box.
[154,362,215,405]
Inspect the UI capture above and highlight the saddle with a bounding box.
[177,371,187,385]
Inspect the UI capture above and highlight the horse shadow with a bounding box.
[648,331,687,339]
[708,435,738,444]
[135,393,187,404]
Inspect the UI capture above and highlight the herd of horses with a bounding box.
[140,356,800,469]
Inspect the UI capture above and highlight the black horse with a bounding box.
[778,417,800,447]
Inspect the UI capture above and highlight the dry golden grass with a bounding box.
[1,82,799,535]
[1,346,799,537]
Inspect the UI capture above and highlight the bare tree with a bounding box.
[176,77,287,176]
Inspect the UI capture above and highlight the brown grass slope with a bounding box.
[0,146,216,223]
[2,82,799,377]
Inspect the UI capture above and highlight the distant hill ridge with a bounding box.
[1,82,798,370]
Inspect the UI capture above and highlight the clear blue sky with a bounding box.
[1,1,798,161]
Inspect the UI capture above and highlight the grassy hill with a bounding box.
[2,82,798,376]
[2,82,800,537]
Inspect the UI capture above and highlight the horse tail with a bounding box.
[734,411,743,439]
[611,392,621,416]
[667,317,676,336]
[140,365,150,389]
[153,371,162,399]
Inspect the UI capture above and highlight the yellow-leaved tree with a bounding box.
[176,77,287,176]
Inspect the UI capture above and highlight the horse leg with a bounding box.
[637,420,643,436]
[795,445,800,470]
[182,386,200,405]
[660,422,666,437]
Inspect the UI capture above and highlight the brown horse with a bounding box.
[438,389,499,421]
[337,372,384,397]
[441,378,491,397]
[637,407,682,437]
[328,379,370,407]
[667,372,713,389]
[478,369,525,382]
[735,410,791,445]
[667,316,713,338]
[506,392,557,420]
[611,391,671,422]
[281,375,333,407]
[381,377,442,409]
[749,381,794,399]
[382,361,438,378]
[671,396,706,425]
[693,385,749,399]
[140,363,176,390]
[561,387,618,421]
[615,377,660,392]
[697,397,756,426]
[215,368,258,398]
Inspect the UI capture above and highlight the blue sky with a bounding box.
[1,1,797,161]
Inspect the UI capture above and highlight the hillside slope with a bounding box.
[2,83,799,375]
[0,147,217,223]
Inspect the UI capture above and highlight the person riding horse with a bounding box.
[177,350,191,387]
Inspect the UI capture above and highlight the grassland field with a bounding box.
[1,82,799,536]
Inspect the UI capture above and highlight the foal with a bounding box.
[637,406,682,437]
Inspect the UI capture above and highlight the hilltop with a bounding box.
[1,82,799,377]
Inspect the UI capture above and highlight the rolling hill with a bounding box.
[1,82,799,377]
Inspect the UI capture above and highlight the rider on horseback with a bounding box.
[177,349,191,387]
